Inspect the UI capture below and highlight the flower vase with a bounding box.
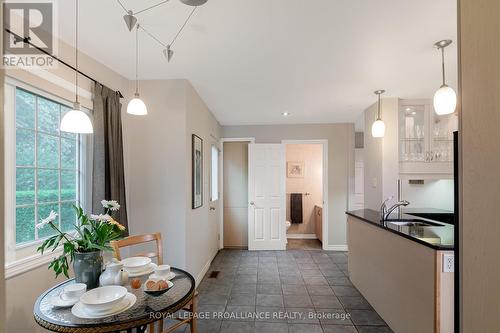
[73,251,103,289]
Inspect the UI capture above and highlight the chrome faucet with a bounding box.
[380,197,410,223]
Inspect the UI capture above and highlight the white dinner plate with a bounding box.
[149,272,176,281]
[126,263,157,277]
[72,293,136,319]
[49,294,80,308]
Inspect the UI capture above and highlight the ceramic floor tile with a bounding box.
[254,322,289,333]
[257,283,283,295]
[256,294,284,307]
[219,320,254,333]
[349,309,387,326]
[321,324,358,333]
[288,323,323,333]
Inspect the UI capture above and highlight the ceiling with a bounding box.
[56,0,458,125]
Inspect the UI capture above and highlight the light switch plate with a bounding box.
[442,253,454,273]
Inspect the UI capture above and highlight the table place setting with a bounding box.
[71,286,137,319]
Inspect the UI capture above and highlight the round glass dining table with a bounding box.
[33,267,196,333]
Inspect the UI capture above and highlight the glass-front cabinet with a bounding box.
[399,99,457,176]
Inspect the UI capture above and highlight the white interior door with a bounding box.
[248,144,286,250]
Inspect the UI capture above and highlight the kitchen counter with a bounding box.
[346,209,454,332]
[346,209,454,250]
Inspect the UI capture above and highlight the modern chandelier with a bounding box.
[117,0,207,116]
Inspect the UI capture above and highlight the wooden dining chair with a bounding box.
[111,232,163,265]
[110,233,197,333]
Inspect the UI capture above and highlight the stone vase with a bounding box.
[73,251,103,290]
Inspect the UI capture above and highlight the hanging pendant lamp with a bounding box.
[433,40,456,115]
[179,0,208,6]
[127,24,148,115]
[60,0,93,134]
[371,90,386,138]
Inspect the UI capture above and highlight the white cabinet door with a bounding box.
[248,144,286,250]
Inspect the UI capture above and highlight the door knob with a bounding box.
[209,207,216,211]
[249,201,255,206]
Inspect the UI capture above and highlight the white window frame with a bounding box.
[4,77,90,275]
[210,145,219,202]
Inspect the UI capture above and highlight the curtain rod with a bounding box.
[4,28,124,98]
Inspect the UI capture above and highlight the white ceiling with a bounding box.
[56,0,458,125]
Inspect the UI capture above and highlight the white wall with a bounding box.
[286,144,323,235]
[184,83,222,283]
[222,124,354,250]
[122,80,188,269]
[363,98,399,209]
[123,79,222,284]
[402,180,454,211]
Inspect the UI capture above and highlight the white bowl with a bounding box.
[122,256,152,273]
[61,283,87,301]
[79,286,128,312]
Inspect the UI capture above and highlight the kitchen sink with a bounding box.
[386,219,444,227]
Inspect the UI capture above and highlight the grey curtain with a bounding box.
[92,83,128,234]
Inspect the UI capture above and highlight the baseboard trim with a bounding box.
[195,250,218,286]
[286,234,318,239]
[323,244,348,251]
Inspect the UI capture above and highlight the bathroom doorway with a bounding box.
[283,140,327,250]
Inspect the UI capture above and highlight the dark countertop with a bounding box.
[346,209,454,250]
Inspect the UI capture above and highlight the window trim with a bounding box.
[210,144,219,202]
[4,77,91,270]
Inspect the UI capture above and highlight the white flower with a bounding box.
[36,210,58,230]
[90,214,112,222]
[101,200,120,211]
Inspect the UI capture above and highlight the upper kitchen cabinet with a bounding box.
[399,99,457,178]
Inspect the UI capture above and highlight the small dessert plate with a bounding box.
[149,271,176,281]
[72,293,136,319]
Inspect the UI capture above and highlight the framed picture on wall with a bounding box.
[192,134,203,209]
[287,161,305,178]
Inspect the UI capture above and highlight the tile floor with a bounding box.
[185,249,392,333]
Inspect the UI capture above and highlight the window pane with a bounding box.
[61,137,77,169]
[211,145,219,201]
[38,169,59,203]
[16,206,35,244]
[38,97,60,134]
[60,106,77,139]
[61,201,76,232]
[37,203,59,239]
[16,129,35,166]
[61,170,77,201]
[16,168,35,205]
[16,89,35,129]
[37,133,59,168]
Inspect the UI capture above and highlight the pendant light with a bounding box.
[179,0,208,6]
[127,24,148,115]
[433,40,456,115]
[60,0,93,134]
[371,90,386,138]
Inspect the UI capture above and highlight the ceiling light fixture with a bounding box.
[179,0,208,6]
[433,39,456,115]
[123,10,137,31]
[281,112,290,117]
[60,0,93,134]
[163,45,174,62]
[127,24,148,115]
[371,90,386,138]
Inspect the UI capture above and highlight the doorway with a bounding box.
[284,142,326,250]
[219,138,254,249]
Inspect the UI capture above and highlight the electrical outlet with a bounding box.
[442,253,454,273]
